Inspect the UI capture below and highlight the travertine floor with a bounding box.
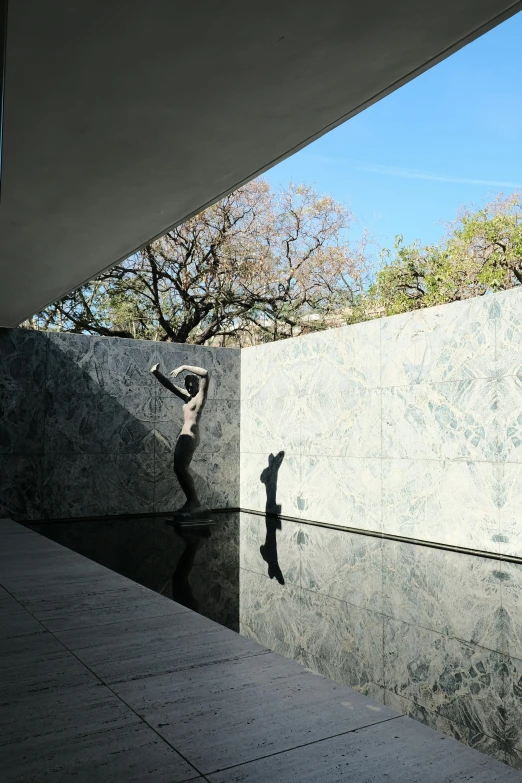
[0,518,519,782]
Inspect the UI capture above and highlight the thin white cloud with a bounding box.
[356,163,522,189]
[302,153,522,188]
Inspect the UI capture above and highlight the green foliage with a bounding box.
[356,193,522,320]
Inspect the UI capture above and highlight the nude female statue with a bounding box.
[150,362,209,515]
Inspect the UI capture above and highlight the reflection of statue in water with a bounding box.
[169,521,212,611]
[260,451,285,585]
[150,363,209,515]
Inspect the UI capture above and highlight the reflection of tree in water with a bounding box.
[259,451,285,585]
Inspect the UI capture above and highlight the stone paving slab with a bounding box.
[208,717,522,782]
[54,612,268,685]
[112,651,399,774]
[1,519,519,782]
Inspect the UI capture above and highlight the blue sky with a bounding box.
[264,11,522,253]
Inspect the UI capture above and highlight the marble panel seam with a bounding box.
[381,454,500,464]
[380,374,500,389]
[379,612,506,658]
[300,584,385,618]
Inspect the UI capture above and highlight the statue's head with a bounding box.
[184,374,199,397]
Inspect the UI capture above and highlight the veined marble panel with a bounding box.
[300,589,385,689]
[239,512,300,586]
[104,337,157,394]
[240,452,301,517]
[154,451,239,512]
[380,296,497,387]
[495,287,522,379]
[0,391,45,454]
[382,540,504,651]
[239,568,301,660]
[300,525,382,612]
[155,397,240,454]
[154,452,192,513]
[0,328,47,393]
[93,454,156,517]
[45,390,156,454]
[496,376,522,463]
[190,452,239,508]
[382,458,499,552]
[0,455,42,520]
[298,648,386,702]
[384,619,505,745]
[42,453,155,518]
[48,332,156,395]
[382,379,499,462]
[153,343,240,401]
[300,456,381,530]
[239,452,266,513]
[301,387,381,458]
[504,654,522,760]
[300,319,380,397]
[46,333,110,395]
[507,747,522,771]
[497,463,522,557]
[240,338,302,402]
[46,333,238,399]
[240,395,301,456]
[498,562,522,660]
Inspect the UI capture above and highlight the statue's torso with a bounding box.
[181,399,203,438]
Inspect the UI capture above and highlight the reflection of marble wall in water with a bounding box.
[0,328,240,520]
[25,512,240,631]
[239,510,522,769]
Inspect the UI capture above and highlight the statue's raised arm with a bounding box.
[150,363,189,401]
[170,365,208,409]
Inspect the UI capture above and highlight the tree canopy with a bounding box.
[358,192,522,319]
[23,189,522,342]
[26,180,369,345]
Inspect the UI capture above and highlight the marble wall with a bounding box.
[239,511,522,769]
[239,287,522,769]
[240,287,522,557]
[0,328,240,520]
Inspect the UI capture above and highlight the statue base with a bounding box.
[165,510,216,533]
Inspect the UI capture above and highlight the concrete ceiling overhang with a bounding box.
[1,0,521,326]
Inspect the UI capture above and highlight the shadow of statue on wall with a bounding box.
[259,451,285,585]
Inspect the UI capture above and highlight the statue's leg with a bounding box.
[174,435,200,512]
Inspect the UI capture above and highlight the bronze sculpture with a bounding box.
[151,362,209,515]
